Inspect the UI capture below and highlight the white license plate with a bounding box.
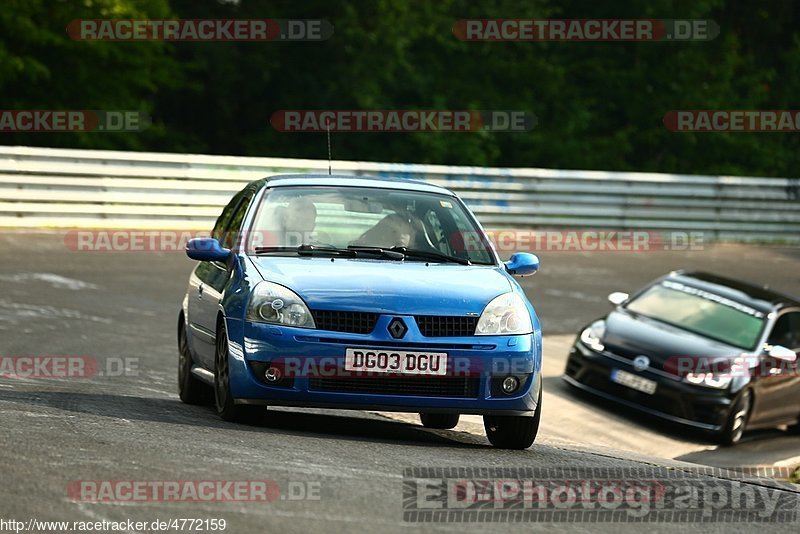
[344,348,447,376]
[610,369,657,395]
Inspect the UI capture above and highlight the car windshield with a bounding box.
[625,280,766,349]
[246,185,495,265]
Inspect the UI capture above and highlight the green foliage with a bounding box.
[1,0,799,176]
[0,0,176,149]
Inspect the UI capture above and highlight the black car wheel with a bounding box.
[178,317,212,405]
[214,319,264,423]
[419,413,460,429]
[483,387,542,449]
[718,389,751,446]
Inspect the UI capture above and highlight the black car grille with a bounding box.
[310,311,479,337]
[309,375,480,398]
[312,310,378,334]
[415,315,478,337]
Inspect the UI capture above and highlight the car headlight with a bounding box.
[475,292,533,335]
[684,372,732,389]
[246,282,316,328]
[580,321,606,352]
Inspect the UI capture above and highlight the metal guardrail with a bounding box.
[0,145,798,241]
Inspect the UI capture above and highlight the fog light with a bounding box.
[501,375,519,394]
[265,367,282,382]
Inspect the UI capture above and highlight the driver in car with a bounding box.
[351,212,415,248]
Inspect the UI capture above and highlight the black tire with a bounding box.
[214,319,264,423]
[484,387,542,449]
[178,317,212,405]
[419,413,460,429]
[717,389,751,446]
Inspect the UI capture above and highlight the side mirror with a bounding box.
[608,292,629,306]
[768,345,797,362]
[504,253,539,276]
[186,238,231,262]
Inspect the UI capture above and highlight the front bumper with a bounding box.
[224,317,542,416]
[563,339,733,431]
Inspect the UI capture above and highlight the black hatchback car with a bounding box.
[564,271,800,445]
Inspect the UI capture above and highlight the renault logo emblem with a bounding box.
[387,318,407,339]
[632,355,650,372]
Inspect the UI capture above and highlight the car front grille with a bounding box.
[415,315,478,337]
[310,311,479,337]
[309,375,480,398]
[312,310,379,334]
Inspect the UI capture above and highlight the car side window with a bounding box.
[212,191,244,241]
[220,189,255,249]
[767,312,800,351]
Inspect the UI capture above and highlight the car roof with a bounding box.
[248,173,456,196]
[666,270,800,313]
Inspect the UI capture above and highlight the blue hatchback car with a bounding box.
[179,174,543,448]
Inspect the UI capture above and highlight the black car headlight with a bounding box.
[683,372,732,389]
[246,282,316,328]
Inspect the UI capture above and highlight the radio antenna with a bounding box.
[326,117,332,175]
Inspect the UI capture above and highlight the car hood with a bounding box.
[249,256,513,315]
[601,309,743,373]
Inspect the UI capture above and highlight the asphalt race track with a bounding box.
[1,231,799,532]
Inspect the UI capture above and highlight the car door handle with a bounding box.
[198,283,204,299]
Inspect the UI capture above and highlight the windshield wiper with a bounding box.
[255,244,405,260]
[254,244,470,265]
[346,245,405,260]
[389,246,471,265]
[254,244,357,257]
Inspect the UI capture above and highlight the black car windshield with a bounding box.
[246,185,495,265]
[625,280,766,349]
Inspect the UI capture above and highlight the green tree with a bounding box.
[0,0,176,149]
[3,0,800,177]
